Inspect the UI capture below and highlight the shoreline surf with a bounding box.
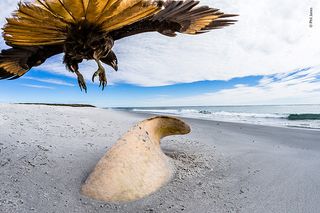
[113,104,320,130]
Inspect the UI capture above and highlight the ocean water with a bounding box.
[117,105,320,130]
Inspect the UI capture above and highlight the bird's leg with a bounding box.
[75,70,87,93]
[64,56,87,92]
[92,59,107,90]
[69,63,86,92]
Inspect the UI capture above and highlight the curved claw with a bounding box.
[93,59,107,91]
[76,72,87,93]
[99,72,107,91]
[92,71,98,83]
[79,80,87,93]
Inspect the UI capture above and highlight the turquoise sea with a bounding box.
[116,105,320,129]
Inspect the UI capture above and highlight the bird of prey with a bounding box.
[0,0,237,92]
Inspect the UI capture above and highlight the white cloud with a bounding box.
[108,0,320,86]
[21,84,55,90]
[0,0,19,47]
[24,77,75,87]
[138,66,320,106]
[1,0,320,87]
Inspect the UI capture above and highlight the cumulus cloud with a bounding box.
[1,0,320,87]
[138,66,320,106]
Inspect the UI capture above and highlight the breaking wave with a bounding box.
[288,114,320,120]
[124,106,320,129]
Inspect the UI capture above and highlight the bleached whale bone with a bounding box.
[81,116,191,202]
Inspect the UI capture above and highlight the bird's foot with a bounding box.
[98,71,107,90]
[75,71,87,93]
[92,69,107,90]
[92,60,107,90]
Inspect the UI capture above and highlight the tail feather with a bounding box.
[97,0,141,24]
[60,0,87,20]
[85,0,105,23]
[95,0,119,21]
[4,1,69,46]
[85,0,129,23]
[35,0,76,23]
[6,18,64,31]
[101,1,160,31]
[3,0,162,46]
[15,3,68,28]
[104,7,160,32]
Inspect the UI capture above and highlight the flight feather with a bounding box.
[0,0,237,91]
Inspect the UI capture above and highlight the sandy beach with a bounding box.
[1,104,320,213]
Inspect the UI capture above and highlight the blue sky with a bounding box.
[0,68,263,107]
[0,0,320,107]
[1,67,320,107]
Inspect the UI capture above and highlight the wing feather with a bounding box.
[0,46,63,79]
[110,0,237,40]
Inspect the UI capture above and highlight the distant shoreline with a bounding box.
[11,103,320,129]
[16,103,96,108]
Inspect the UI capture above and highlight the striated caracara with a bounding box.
[0,0,237,92]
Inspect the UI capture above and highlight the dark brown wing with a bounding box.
[110,0,237,40]
[0,45,63,80]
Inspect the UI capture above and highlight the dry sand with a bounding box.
[0,104,320,213]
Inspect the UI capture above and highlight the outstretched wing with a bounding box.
[110,0,237,40]
[3,0,161,46]
[0,46,63,79]
[3,0,235,46]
